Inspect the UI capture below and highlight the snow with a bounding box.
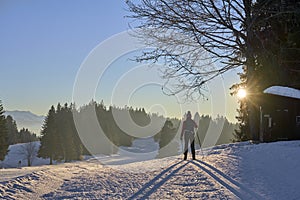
[264,86,300,99]
[89,137,160,166]
[0,142,52,169]
[1,141,300,199]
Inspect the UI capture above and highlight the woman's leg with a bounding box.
[183,133,189,160]
[190,136,196,160]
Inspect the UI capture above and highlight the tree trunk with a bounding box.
[244,0,259,141]
[27,158,31,166]
[50,155,53,165]
[248,103,259,141]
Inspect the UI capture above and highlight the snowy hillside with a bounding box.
[0,142,51,169]
[5,111,45,135]
[1,141,300,199]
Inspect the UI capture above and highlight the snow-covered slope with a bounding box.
[0,142,51,170]
[1,141,300,199]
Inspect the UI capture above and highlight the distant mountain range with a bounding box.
[4,110,45,135]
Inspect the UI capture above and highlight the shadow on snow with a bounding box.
[128,160,188,200]
[192,160,264,200]
[129,159,264,200]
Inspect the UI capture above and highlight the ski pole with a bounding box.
[181,138,184,153]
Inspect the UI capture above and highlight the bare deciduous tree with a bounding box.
[19,141,38,167]
[127,0,249,98]
[126,0,300,140]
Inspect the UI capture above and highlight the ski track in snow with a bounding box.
[0,158,238,199]
[1,141,300,199]
[0,156,255,199]
[0,163,91,200]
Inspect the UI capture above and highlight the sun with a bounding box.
[237,88,247,99]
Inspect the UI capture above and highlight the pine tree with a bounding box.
[69,103,83,160]
[156,120,179,158]
[38,106,57,164]
[215,116,237,145]
[5,115,19,144]
[230,67,249,142]
[18,128,38,143]
[231,0,300,141]
[196,115,212,144]
[233,101,250,142]
[252,0,300,88]
[60,103,79,162]
[0,101,9,161]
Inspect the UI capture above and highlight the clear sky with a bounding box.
[0,0,241,122]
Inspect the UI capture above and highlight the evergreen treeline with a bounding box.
[0,101,8,161]
[38,101,158,164]
[154,120,179,148]
[38,103,83,164]
[1,97,239,163]
[196,115,238,146]
[6,115,38,145]
[0,100,39,161]
[155,115,238,158]
[155,119,180,158]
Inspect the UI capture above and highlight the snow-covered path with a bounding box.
[1,159,241,199]
[0,156,262,199]
[1,141,300,199]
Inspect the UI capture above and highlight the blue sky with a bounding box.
[0,0,241,121]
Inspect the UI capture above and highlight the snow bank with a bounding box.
[204,140,300,200]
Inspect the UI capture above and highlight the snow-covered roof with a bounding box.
[264,86,300,100]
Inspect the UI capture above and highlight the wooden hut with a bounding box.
[259,86,300,142]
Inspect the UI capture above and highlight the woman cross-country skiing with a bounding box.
[180,111,198,160]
